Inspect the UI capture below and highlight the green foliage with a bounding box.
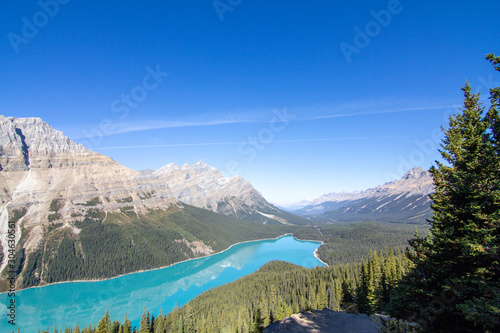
[44,218,191,283]
[50,198,64,213]
[82,209,106,223]
[166,205,289,252]
[251,308,264,333]
[96,310,110,333]
[117,196,133,203]
[123,314,131,333]
[9,207,27,224]
[48,213,62,222]
[379,317,424,333]
[10,248,26,277]
[47,222,64,232]
[313,222,428,265]
[355,249,410,315]
[389,55,500,332]
[84,197,102,207]
[20,247,43,287]
[139,309,150,333]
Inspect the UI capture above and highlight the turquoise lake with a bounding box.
[0,235,324,332]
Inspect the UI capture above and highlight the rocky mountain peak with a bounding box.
[402,166,427,180]
[151,160,265,213]
[0,116,96,171]
[380,167,433,195]
[0,116,180,271]
[0,116,90,154]
[192,161,217,174]
[154,162,181,175]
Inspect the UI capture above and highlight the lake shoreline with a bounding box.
[2,233,324,294]
[314,248,329,267]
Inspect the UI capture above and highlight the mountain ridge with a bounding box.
[293,167,434,223]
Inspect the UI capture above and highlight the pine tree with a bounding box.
[155,317,165,333]
[122,314,131,333]
[155,309,165,333]
[96,310,111,333]
[139,309,151,333]
[356,259,372,313]
[177,314,184,333]
[368,250,382,311]
[389,54,500,332]
[251,308,264,333]
[110,321,120,333]
[183,303,195,333]
[341,279,354,308]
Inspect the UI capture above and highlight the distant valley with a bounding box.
[289,167,434,224]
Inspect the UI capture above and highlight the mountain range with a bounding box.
[0,115,434,291]
[291,167,434,223]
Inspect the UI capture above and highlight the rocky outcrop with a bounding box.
[263,309,382,333]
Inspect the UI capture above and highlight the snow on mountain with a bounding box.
[293,168,434,223]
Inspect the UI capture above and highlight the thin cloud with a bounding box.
[307,104,458,120]
[71,119,252,140]
[111,119,249,134]
[95,141,242,150]
[94,135,419,150]
[73,102,458,140]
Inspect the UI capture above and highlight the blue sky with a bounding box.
[2,1,499,205]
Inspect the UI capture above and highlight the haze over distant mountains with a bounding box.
[290,167,434,224]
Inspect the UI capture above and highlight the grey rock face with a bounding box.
[153,161,268,214]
